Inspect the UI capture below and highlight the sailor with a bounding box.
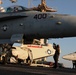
[72,60,76,69]
[53,43,60,68]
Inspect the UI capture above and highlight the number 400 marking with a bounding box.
[34,14,47,19]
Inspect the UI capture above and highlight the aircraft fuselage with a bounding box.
[0,11,76,40]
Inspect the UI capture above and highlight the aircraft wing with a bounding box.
[0,13,28,22]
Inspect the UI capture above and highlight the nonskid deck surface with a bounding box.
[0,64,76,75]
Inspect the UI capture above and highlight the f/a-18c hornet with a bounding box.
[0,0,76,44]
[0,0,76,65]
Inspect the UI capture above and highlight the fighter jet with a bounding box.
[0,0,76,45]
[0,4,76,44]
[62,52,76,61]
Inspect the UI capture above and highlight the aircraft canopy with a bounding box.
[5,5,30,12]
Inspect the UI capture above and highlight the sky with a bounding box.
[0,0,76,68]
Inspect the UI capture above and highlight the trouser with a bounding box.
[54,59,58,68]
[53,55,59,68]
[73,63,76,68]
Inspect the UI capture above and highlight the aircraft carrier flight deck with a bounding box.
[0,64,76,75]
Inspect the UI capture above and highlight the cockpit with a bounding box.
[5,5,30,12]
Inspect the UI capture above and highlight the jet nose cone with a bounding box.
[62,55,70,60]
[62,53,76,61]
